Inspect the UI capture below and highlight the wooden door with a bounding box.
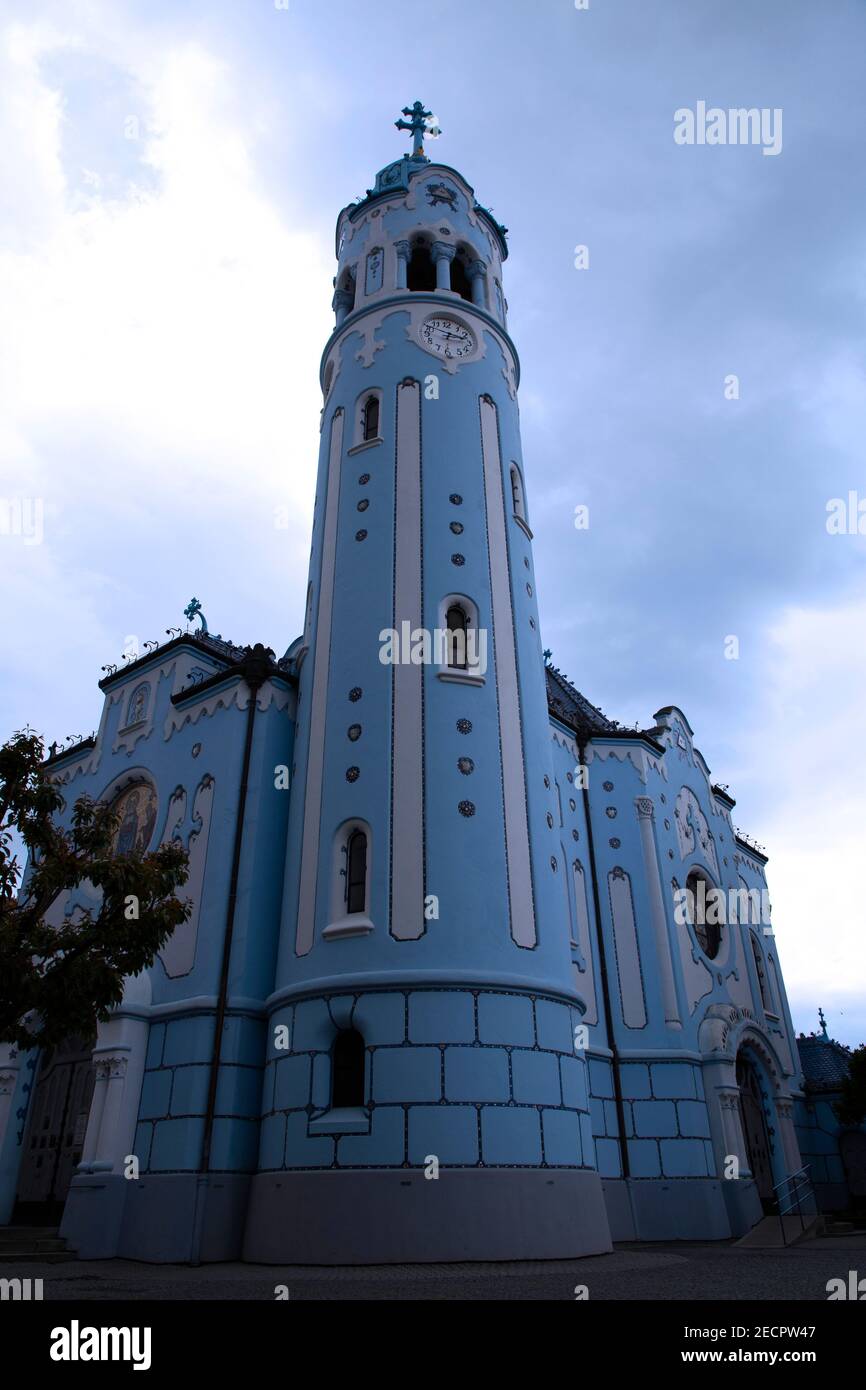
[15,1036,95,1220]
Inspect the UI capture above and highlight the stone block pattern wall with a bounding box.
[588,1056,715,1181]
[794,1096,849,1210]
[134,1014,266,1174]
[259,988,595,1171]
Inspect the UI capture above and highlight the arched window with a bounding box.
[345,829,367,914]
[750,932,772,1010]
[407,240,436,292]
[338,267,356,306]
[450,254,472,302]
[437,594,485,684]
[445,604,468,669]
[510,464,528,527]
[362,395,379,442]
[332,1029,365,1109]
[686,867,722,959]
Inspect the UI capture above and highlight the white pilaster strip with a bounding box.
[480,396,536,947]
[390,380,424,939]
[607,868,647,1027]
[635,797,682,1029]
[296,409,344,956]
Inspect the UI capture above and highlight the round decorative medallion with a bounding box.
[458,800,476,817]
[456,718,472,734]
[526,583,533,596]
[569,799,576,811]
[349,687,362,702]
[605,806,617,819]
[457,757,474,775]
[546,813,554,829]
[609,837,621,849]
[572,829,580,841]
[550,857,558,872]
[450,521,464,534]
[348,725,362,742]
[191,743,202,758]
[449,494,463,505]
[664,819,670,830]
[603,780,614,792]
[529,617,535,629]
[566,772,573,783]
[346,767,360,783]
[451,553,465,566]
[543,775,550,788]
[359,473,370,485]
[357,499,369,512]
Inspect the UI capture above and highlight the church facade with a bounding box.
[0,106,809,1262]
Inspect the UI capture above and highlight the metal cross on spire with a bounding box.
[395,100,437,158]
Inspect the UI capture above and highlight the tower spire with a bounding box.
[395,100,436,159]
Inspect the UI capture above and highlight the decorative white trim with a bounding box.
[480,395,535,949]
[296,410,345,957]
[390,381,425,941]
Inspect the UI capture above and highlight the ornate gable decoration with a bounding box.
[674,785,719,876]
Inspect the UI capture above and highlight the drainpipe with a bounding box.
[578,735,630,1181]
[189,644,271,1265]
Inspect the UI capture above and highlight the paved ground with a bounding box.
[6,1233,866,1300]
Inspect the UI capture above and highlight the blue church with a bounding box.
[0,105,813,1262]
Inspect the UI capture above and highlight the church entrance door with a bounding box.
[736,1052,774,1209]
[14,1035,95,1224]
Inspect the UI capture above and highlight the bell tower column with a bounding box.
[245,103,612,1264]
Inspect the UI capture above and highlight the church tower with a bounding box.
[244,105,612,1261]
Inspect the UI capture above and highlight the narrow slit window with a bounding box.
[510,464,527,524]
[446,604,468,669]
[332,1029,365,1109]
[362,395,379,442]
[345,829,367,914]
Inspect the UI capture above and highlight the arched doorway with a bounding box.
[14,1035,95,1224]
[736,1051,774,1210]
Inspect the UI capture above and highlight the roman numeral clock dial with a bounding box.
[420,316,475,360]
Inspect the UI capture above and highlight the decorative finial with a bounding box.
[184,597,208,634]
[395,101,437,159]
[818,1007,828,1039]
[543,649,552,666]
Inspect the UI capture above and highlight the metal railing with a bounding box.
[773,1164,817,1246]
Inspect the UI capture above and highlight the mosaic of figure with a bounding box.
[111,782,157,856]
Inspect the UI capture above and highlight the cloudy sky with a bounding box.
[1,0,863,1043]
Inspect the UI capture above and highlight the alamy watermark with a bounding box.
[674,102,782,157]
[674,880,772,929]
[0,497,43,545]
[379,622,488,675]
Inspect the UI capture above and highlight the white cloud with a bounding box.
[0,10,332,683]
[739,592,866,1042]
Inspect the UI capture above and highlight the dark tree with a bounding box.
[836,1044,866,1128]
[0,729,190,1050]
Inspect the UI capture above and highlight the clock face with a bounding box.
[420,317,475,360]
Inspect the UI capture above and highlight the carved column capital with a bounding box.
[634,796,655,821]
[431,240,457,263]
